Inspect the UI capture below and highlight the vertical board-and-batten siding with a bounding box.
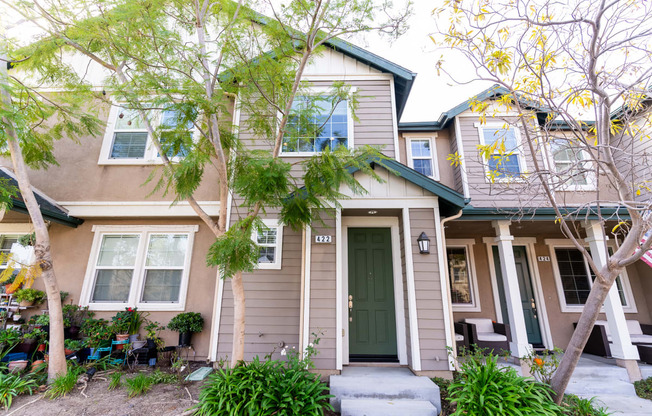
[398,217,413,366]
[458,112,548,208]
[448,127,465,195]
[308,215,337,370]
[409,208,449,371]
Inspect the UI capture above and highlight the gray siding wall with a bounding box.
[613,126,652,204]
[308,215,337,370]
[448,127,465,194]
[409,208,448,371]
[458,116,548,208]
[216,223,302,361]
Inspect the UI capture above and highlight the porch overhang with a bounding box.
[459,205,632,221]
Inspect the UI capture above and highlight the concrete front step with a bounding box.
[329,367,440,413]
[341,399,438,416]
[565,378,636,396]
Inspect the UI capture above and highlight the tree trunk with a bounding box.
[549,273,615,403]
[230,271,245,367]
[0,35,66,382]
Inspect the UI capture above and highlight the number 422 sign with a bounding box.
[315,235,332,243]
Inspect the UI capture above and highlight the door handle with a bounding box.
[348,295,353,310]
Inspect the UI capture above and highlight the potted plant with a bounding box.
[15,328,42,355]
[64,339,84,355]
[62,304,93,339]
[128,308,148,342]
[81,318,114,353]
[34,314,50,334]
[0,328,23,356]
[111,309,133,348]
[167,312,203,347]
[0,310,8,325]
[14,288,46,307]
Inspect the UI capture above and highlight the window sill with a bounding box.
[83,302,187,312]
[452,304,481,313]
[559,305,638,314]
[256,263,282,270]
[98,158,183,166]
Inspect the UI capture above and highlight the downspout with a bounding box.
[440,208,464,369]
[298,227,307,353]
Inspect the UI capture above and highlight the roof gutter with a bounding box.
[10,199,84,228]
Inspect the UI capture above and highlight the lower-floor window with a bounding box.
[445,241,480,311]
[554,247,628,307]
[83,226,197,311]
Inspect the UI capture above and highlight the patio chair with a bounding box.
[454,322,471,354]
[464,318,511,354]
[88,339,129,366]
[577,320,652,358]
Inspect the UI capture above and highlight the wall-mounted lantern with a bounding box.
[417,232,430,254]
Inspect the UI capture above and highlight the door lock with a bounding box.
[348,295,353,322]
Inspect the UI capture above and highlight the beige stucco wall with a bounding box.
[25,217,218,360]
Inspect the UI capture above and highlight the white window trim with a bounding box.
[544,238,637,313]
[406,136,439,181]
[446,239,481,312]
[279,87,356,157]
[98,102,198,165]
[253,219,283,270]
[475,122,528,183]
[545,140,597,191]
[80,225,198,311]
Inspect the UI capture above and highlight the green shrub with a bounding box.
[449,351,563,416]
[561,394,610,416]
[0,371,37,410]
[150,369,177,384]
[167,312,203,333]
[125,373,153,398]
[194,338,332,416]
[634,376,652,401]
[45,365,85,399]
[108,372,122,391]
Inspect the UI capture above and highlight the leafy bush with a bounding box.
[562,394,610,416]
[62,304,94,327]
[634,376,652,400]
[449,350,563,416]
[522,348,563,385]
[167,312,203,333]
[81,318,114,349]
[45,365,85,399]
[64,339,85,351]
[0,371,37,410]
[150,369,177,384]
[14,288,45,304]
[125,373,153,398]
[194,338,332,416]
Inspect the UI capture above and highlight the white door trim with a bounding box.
[341,217,408,366]
[482,237,553,350]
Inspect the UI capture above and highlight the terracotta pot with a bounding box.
[37,344,46,352]
[8,360,28,373]
[19,300,34,307]
[64,349,74,355]
[5,285,16,295]
[31,360,45,372]
[115,333,129,349]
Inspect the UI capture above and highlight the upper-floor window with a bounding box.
[549,140,593,188]
[407,137,439,180]
[282,96,351,155]
[99,104,196,165]
[477,123,525,179]
[253,220,283,270]
[80,225,197,311]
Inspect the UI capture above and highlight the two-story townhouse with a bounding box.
[2,43,649,381]
[399,85,652,380]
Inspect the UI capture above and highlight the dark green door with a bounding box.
[492,246,544,347]
[348,228,397,360]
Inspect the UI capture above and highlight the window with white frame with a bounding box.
[253,221,283,269]
[82,226,197,310]
[407,137,439,179]
[553,247,632,310]
[478,124,524,178]
[0,235,19,269]
[282,96,351,154]
[100,105,196,164]
[549,139,592,187]
[446,240,480,311]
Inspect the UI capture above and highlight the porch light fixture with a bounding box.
[417,232,430,254]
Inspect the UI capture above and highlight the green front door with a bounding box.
[492,246,544,347]
[348,228,398,360]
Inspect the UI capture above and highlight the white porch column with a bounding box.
[492,220,532,358]
[584,221,640,375]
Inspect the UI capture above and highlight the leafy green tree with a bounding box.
[0,18,102,381]
[432,0,652,401]
[6,0,411,365]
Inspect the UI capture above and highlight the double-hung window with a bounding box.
[100,104,196,164]
[81,225,197,311]
[446,240,480,311]
[550,245,635,312]
[253,220,283,270]
[282,96,351,155]
[407,137,438,179]
[477,123,524,179]
[549,139,593,188]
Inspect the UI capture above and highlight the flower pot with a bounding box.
[19,300,34,307]
[146,338,157,349]
[64,349,74,355]
[31,360,45,372]
[178,332,192,347]
[37,343,46,352]
[68,325,81,339]
[115,333,129,349]
[5,285,17,295]
[12,314,21,321]
[128,334,139,343]
[8,360,28,373]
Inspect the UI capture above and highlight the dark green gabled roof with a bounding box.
[459,205,631,221]
[348,156,468,217]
